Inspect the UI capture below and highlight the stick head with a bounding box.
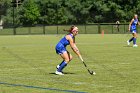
[88,70,96,75]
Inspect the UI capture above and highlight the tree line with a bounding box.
[0,0,140,26]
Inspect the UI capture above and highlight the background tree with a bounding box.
[2,0,140,26]
[19,0,40,25]
[0,0,13,26]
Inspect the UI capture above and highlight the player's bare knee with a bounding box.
[69,58,72,61]
[65,58,70,63]
[69,55,73,61]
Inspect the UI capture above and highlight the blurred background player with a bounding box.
[115,20,120,32]
[55,26,83,75]
[127,14,140,47]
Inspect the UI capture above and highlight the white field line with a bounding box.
[77,42,126,45]
[0,67,45,72]
[119,63,130,65]
[91,84,114,88]
[0,44,52,48]
[0,41,127,48]
[0,76,114,88]
[87,60,131,65]
[0,76,87,85]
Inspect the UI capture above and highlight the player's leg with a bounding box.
[132,32,138,47]
[127,30,135,45]
[127,35,134,46]
[128,36,134,42]
[56,51,72,69]
[56,51,72,75]
[58,51,72,71]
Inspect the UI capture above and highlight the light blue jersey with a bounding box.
[55,34,74,54]
[130,19,138,33]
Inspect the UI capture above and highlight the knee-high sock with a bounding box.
[133,38,136,45]
[57,61,67,72]
[58,60,64,67]
[129,37,134,42]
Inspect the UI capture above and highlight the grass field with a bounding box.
[0,34,140,93]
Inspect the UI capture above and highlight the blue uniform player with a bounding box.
[55,26,83,75]
[127,14,140,47]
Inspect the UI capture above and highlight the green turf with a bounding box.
[0,34,140,93]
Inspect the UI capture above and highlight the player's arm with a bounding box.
[128,19,134,31]
[72,43,84,61]
[72,37,79,53]
[66,35,81,56]
[138,21,140,26]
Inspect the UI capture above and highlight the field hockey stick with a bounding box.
[79,55,96,75]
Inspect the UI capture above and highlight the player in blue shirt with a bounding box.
[55,26,83,75]
[127,14,140,47]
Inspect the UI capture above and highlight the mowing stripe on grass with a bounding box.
[0,82,87,93]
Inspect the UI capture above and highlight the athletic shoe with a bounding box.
[56,65,60,69]
[55,71,64,75]
[127,40,130,46]
[133,44,138,47]
[56,65,64,73]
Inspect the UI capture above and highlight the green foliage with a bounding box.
[1,0,13,26]
[0,0,10,15]
[2,0,140,25]
[19,0,40,25]
[2,8,13,25]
